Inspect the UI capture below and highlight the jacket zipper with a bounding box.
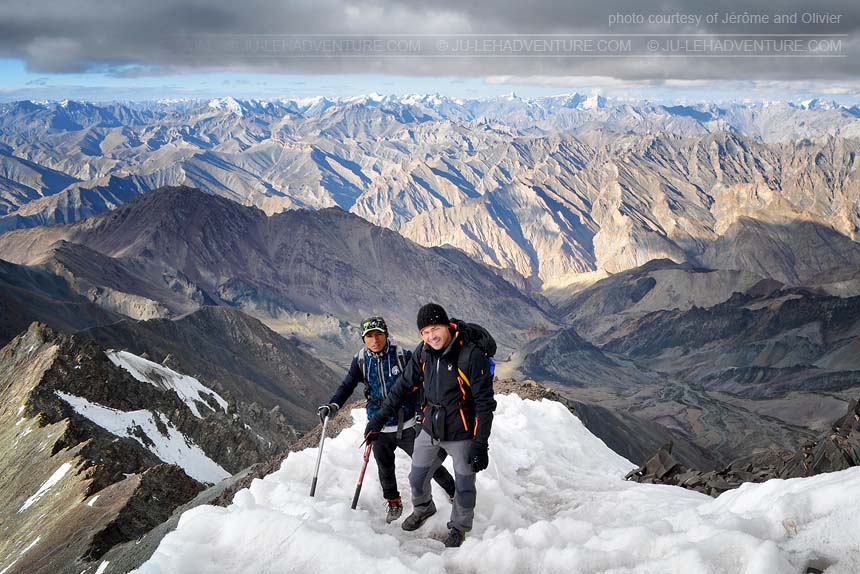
[378,354,387,399]
[435,357,441,405]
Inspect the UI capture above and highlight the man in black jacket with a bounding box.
[365,303,496,548]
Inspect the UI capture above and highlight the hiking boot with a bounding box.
[401,502,436,531]
[385,498,403,523]
[443,527,466,548]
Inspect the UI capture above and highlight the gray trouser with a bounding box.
[372,426,456,501]
[409,429,477,532]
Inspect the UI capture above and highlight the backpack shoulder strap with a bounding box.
[356,348,374,402]
[355,348,366,382]
[457,343,473,381]
[417,342,428,372]
[394,345,406,372]
[457,340,496,382]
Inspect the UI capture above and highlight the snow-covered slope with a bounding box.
[134,394,860,574]
[56,390,230,484]
[106,350,229,418]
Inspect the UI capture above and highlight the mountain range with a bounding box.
[0,186,552,363]
[2,96,860,288]
[3,184,858,469]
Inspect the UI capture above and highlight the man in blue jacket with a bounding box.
[364,304,497,547]
[318,316,455,523]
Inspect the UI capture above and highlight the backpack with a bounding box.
[452,319,496,377]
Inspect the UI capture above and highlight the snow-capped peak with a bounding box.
[344,93,387,106]
[208,96,244,116]
[797,98,839,111]
[581,93,607,110]
[402,93,443,106]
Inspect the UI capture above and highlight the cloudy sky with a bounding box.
[0,0,858,102]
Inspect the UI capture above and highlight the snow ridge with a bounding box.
[106,350,228,418]
[56,390,229,484]
[134,394,860,573]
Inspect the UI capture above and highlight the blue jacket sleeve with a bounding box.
[330,355,363,407]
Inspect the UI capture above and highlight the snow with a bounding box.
[55,391,229,484]
[208,97,244,115]
[798,98,839,111]
[106,350,228,418]
[18,464,72,513]
[19,538,40,556]
[0,537,40,574]
[87,495,100,507]
[581,94,607,110]
[288,96,329,106]
[95,561,110,574]
[133,394,860,573]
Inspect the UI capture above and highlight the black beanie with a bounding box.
[417,303,449,331]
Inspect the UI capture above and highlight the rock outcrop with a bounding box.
[626,398,860,496]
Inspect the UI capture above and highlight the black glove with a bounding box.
[317,403,339,423]
[364,417,384,442]
[467,441,489,473]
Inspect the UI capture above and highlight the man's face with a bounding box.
[363,330,387,353]
[420,324,452,351]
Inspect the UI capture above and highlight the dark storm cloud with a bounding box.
[0,0,857,80]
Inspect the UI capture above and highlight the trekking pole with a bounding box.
[350,439,374,509]
[309,415,330,497]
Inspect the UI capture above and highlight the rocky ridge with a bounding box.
[0,322,302,574]
[626,398,860,496]
[0,186,553,364]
